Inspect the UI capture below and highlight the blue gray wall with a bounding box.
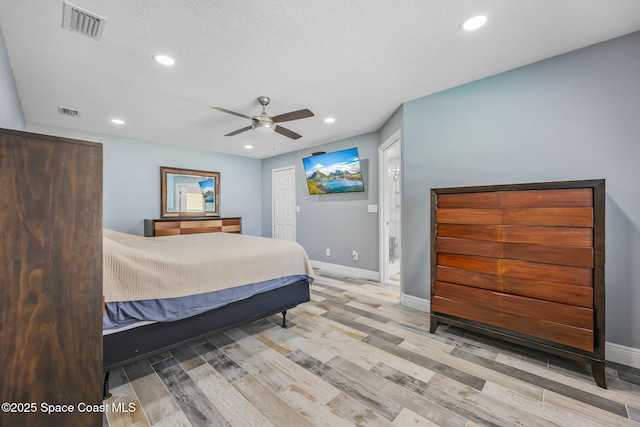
[261,133,380,272]
[379,105,403,144]
[27,124,263,236]
[401,31,640,349]
[0,26,24,130]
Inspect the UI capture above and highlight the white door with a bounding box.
[272,166,296,241]
[379,130,402,285]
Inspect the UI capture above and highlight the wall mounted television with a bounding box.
[302,147,365,194]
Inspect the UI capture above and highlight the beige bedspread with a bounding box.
[103,229,314,302]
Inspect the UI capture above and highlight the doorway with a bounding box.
[272,165,296,241]
[379,131,401,286]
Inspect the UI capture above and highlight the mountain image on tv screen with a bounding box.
[302,147,364,194]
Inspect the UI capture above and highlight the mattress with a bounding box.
[103,229,315,302]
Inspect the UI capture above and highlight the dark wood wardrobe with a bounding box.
[0,128,103,426]
[430,180,605,387]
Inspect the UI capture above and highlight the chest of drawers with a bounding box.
[430,179,605,387]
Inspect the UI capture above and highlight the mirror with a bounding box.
[161,166,220,218]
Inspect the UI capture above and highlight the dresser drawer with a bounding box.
[432,282,594,352]
[145,217,241,236]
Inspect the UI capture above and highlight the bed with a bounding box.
[102,229,314,397]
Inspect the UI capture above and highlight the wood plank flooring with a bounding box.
[104,270,640,426]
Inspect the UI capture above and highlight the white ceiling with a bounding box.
[1,1,640,159]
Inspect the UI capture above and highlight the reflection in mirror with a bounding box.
[161,167,220,218]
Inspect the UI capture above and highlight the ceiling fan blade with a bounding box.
[225,125,252,136]
[210,106,253,120]
[275,125,302,140]
[272,109,314,123]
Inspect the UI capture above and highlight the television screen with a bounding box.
[302,147,365,194]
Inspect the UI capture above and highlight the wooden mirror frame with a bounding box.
[161,166,220,218]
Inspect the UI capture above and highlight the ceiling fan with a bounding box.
[211,96,314,140]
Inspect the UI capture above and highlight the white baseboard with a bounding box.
[310,260,379,281]
[400,292,430,312]
[396,294,640,369]
[606,341,640,369]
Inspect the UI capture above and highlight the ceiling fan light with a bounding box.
[253,120,276,134]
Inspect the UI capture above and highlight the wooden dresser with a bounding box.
[0,128,103,426]
[144,217,242,236]
[430,179,605,387]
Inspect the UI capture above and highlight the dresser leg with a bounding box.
[281,310,288,328]
[429,315,439,333]
[591,360,607,389]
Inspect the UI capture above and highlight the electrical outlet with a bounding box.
[352,250,358,261]
[326,248,331,256]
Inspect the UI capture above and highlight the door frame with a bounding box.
[271,165,297,240]
[378,130,402,285]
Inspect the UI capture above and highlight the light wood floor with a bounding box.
[104,270,640,426]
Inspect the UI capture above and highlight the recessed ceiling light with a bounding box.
[111,118,125,124]
[244,144,254,150]
[461,15,487,31]
[153,54,175,66]
[324,117,335,124]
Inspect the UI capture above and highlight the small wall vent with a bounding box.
[58,106,80,117]
[62,2,106,41]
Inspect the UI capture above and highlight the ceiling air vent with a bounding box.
[62,2,106,41]
[58,106,80,117]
